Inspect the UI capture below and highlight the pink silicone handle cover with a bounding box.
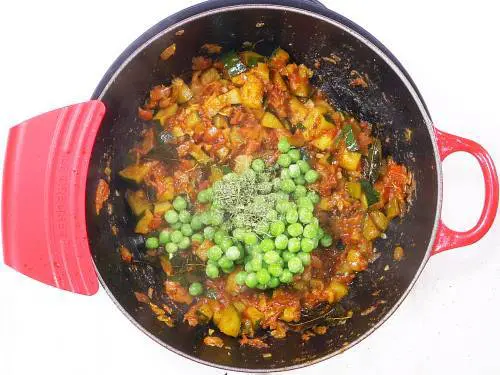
[2,101,105,295]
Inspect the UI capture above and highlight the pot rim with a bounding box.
[92,2,443,372]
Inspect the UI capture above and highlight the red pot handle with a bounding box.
[2,101,105,295]
[432,127,499,255]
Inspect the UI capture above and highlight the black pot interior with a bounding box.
[86,3,439,371]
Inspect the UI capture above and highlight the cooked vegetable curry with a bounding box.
[116,46,411,347]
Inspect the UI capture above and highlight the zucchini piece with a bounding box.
[222,51,247,77]
[213,114,229,129]
[196,304,214,324]
[119,162,153,184]
[339,150,362,171]
[251,62,270,83]
[346,182,362,199]
[362,214,380,240]
[288,97,308,125]
[172,78,193,103]
[153,103,178,127]
[126,189,152,216]
[241,74,264,109]
[326,280,348,304]
[269,48,290,69]
[240,51,265,67]
[369,210,389,231]
[156,177,174,202]
[261,111,283,129]
[200,68,221,85]
[190,145,212,164]
[153,201,172,215]
[385,197,401,219]
[311,133,334,151]
[216,304,241,337]
[244,306,264,328]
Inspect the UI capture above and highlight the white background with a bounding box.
[0,0,499,374]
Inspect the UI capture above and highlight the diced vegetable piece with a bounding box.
[362,214,380,240]
[135,209,154,234]
[172,78,193,103]
[325,280,348,304]
[393,246,404,261]
[241,74,264,109]
[225,271,241,295]
[159,255,173,275]
[280,307,298,322]
[153,201,172,215]
[286,64,312,97]
[288,97,308,125]
[119,163,153,184]
[269,48,290,69]
[126,189,151,216]
[197,303,214,324]
[346,182,362,199]
[234,154,253,174]
[231,73,247,86]
[156,177,174,202]
[244,306,264,328]
[360,179,380,206]
[204,89,242,117]
[363,139,382,183]
[251,62,270,83]
[241,51,265,67]
[213,114,229,128]
[360,193,368,209]
[160,43,176,60]
[222,51,247,77]
[221,88,242,105]
[201,43,222,54]
[154,103,178,126]
[190,144,212,164]
[185,111,201,127]
[385,197,401,219]
[201,68,221,85]
[339,150,362,171]
[261,112,283,129]
[369,210,389,231]
[271,70,288,91]
[311,133,334,151]
[216,304,241,337]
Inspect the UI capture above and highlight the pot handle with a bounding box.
[432,127,499,255]
[2,101,106,295]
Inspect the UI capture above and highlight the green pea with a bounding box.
[204,188,213,201]
[301,237,316,253]
[145,237,159,249]
[275,234,288,250]
[200,211,211,225]
[181,223,193,237]
[170,230,183,243]
[250,256,263,271]
[287,223,303,237]
[307,191,320,204]
[190,214,203,231]
[279,269,293,283]
[206,264,219,279]
[178,237,191,250]
[178,210,191,224]
[303,223,318,239]
[171,222,182,230]
[278,137,291,153]
[304,170,319,184]
[280,169,290,179]
[225,246,241,261]
[299,207,314,224]
[268,277,280,288]
[210,210,224,226]
[208,245,223,261]
[288,257,303,273]
[298,252,311,266]
[295,175,306,185]
[214,230,227,245]
[270,220,285,236]
[282,251,294,262]
[197,189,209,203]
[165,242,178,254]
[287,237,301,253]
[218,256,234,270]
[159,230,171,245]
[235,271,248,285]
[278,154,292,168]
[245,272,258,288]
[288,164,301,178]
[321,234,333,247]
[268,263,283,277]
[173,196,188,211]
[251,158,266,172]
[220,237,234,251]
[286,209,299,224]
[276,199,291,214]
[296,159,310,173]
[244,262,254,273]
[280,178,296,193]
[316,227,325,240]
[293,185,307,199]
[256,269,271,285]
[188,282,203,296]
[260,238,275,252]
[203,226,215,241]
[263,250,280,265]
[297,196,314,211]
[288,149,301,162]
[164,209,179,224]
[244,232,258,246]
[192,233,204,243]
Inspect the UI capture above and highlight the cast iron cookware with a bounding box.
[2,0,498,372]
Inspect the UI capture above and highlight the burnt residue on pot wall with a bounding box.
[86,3,438,372]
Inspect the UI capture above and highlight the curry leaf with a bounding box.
[362,139,382,183]
[360,179,380,206]
[334,125,359,151]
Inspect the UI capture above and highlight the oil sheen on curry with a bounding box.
[110,45,411,349]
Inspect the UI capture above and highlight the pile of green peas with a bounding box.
[144,137,334,293]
